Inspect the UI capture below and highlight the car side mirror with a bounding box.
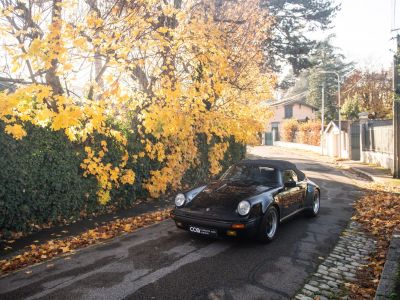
[284,181,296,188]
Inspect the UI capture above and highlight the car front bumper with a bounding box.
[170,210,262,238]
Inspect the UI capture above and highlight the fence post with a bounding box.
[393,35,400,178]
[358,112,369,163]
[394,101,400,178]
[347,121,351,160]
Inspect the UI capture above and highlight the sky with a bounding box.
[330,0,400,70]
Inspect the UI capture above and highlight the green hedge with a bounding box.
[0,122,245,235]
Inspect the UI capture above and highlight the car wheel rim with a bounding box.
[313,193,320,214]
[266,209,277,238]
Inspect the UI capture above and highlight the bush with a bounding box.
[341,95,360,120]
[0,122,99,235]
[0,122,245,235]
[281,119,299,142]
[298,120,321,146]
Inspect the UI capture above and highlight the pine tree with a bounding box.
[306,37,353,122]
[261,0,339,74]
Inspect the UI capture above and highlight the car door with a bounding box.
[294,169,308,208]
[279,170,299,217]
[287,169,306,210]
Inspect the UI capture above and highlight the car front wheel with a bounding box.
[257,206,279,243]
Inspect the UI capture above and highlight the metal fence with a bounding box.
[363,120,394,154]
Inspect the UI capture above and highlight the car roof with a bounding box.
[236,159,298,170]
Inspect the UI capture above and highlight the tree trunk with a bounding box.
[45,0,64,106]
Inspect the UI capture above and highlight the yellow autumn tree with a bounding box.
[0,0,274,201]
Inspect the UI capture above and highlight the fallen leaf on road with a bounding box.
[347,184,400,299]
[0,209,171,274]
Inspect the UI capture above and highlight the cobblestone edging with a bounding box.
[294,221,377,300]
[375,227,400,299]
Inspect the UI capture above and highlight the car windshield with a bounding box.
[220,165,280,186]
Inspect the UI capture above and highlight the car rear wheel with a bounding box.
[257,206,279,243]
[305,190,320,217]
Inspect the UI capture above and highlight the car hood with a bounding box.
[182,180,273,217]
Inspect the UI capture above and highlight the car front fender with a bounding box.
[305,181,319,208]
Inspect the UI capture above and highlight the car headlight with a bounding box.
[175,193,186,207]
[237,200,251,216]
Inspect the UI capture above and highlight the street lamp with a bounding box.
[319,69,356,158]
[320,84,325,155]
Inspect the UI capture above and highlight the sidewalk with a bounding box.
[0,197,173,260]
[339,161,394,183]
[262,145,398,189]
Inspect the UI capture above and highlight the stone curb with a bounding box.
[294,221,377,300]
[347,166,375,182]
[375,227,400,299]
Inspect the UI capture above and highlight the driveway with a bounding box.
[0,146,364,300]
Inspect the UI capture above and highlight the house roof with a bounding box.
[323,120,349,134]
[269,98,318,110]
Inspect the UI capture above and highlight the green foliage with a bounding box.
[0,121,98,235]
[261,0,339,75]
[341,95,361,120]
[0,122,245,235]
[305,37,353,122]
[182,134,245,187]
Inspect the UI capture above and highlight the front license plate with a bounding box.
[188,226,217,237]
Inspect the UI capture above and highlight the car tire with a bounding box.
[257,206,279,243]
[305,190,320,217]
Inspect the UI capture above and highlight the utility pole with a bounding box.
[393,35,400,178]
[321,84,325,155]
[337,75,341,159]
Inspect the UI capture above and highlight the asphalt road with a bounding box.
[0,146,365,300]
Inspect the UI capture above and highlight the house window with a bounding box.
[284,105,293,119]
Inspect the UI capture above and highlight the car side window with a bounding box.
[282,170,298,183]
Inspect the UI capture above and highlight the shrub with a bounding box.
[298,120,321,146]
[0,121,245,235]
[281,119,299,142]
[341,95,361,120]
[0,122,98,235]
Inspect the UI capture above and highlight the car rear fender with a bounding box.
[305,182,319,208]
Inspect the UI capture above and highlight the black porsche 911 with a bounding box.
[171,159,320,242]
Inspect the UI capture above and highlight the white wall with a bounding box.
[361,151,394,172]
[322,131,349,159]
